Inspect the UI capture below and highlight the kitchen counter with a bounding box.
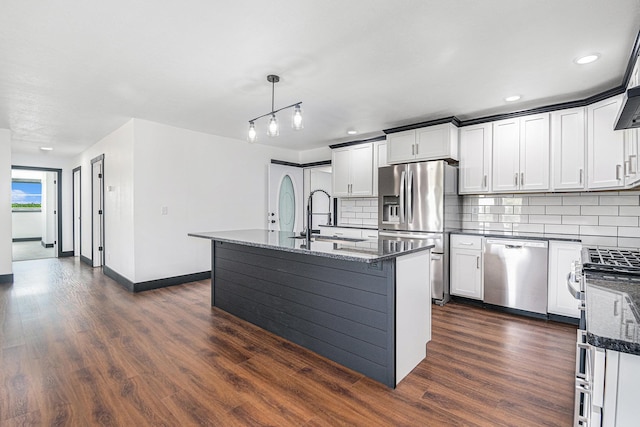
[189,229,433,387]
[451,229,582,242]
[188,229,433,263]
[585,273,640,356]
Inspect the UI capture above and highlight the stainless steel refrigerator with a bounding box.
[378,160,460,305]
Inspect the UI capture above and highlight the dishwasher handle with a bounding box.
[485,239,548,249]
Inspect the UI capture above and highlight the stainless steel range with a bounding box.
[569,247,640,426]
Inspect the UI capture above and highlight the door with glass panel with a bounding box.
[268,163,303,232]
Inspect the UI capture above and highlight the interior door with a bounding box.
[268,163,303,232]
[91,157,104,267]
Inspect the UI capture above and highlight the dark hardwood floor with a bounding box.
[1,258,577,426]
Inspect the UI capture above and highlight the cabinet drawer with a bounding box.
[361,229,379,239]
[322,227,363,239]
[451,234,483,250]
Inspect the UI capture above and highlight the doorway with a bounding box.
[268,162,303,232]
[91,155,104,267]
[11,166,63,261]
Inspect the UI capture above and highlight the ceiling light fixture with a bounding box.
[347,129,358,135]
[40,146,53,151]
[247,74,303,143]
[505,95,521,102]
[575,54,600,65]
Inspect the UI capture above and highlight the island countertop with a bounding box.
[585,273,640,356]
[188,229,434,263]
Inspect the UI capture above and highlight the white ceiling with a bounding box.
[2,0,640,158]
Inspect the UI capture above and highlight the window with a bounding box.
[12,179,42,211]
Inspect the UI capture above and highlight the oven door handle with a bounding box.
[566,273,583,300]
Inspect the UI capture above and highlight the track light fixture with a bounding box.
[247,74,303,143]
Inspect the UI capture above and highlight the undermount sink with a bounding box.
[289,235,366,243]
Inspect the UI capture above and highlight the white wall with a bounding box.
[12,212,43,239]
[73,120,136,280]
[11,153,74,254]
[299,146,331,164]
[131,119,299,282]
[0,129,12,276]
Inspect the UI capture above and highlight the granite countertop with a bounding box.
[188,229,434,264]
[585,273,640,356]
[450,229,582,242]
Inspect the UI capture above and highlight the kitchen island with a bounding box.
[189,229,434,387]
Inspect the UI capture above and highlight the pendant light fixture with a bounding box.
[247,74,303,143]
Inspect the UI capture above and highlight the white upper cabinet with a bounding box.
[519,113,550,191]
[387,123,458,164]
[492,114,549,192]
[387,130,416,163]
[551,107,586,190]
[624,127,640,186]
[459,123,492,194]
[587,95,626,190]
[332,143,374,197]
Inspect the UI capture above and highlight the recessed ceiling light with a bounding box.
[40,146,53,151]
[504,95,521,102]
[347,129,358,135]
[575,54,600,65]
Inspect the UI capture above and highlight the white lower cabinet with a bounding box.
[601,350,640,427]
[547,241,581,318]
[450,234,483,300]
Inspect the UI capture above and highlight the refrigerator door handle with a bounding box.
[407,169,413,223]
[399,170,406,224]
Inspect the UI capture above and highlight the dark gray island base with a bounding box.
[189,229,434,388]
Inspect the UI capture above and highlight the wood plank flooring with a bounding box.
[1,258,577,426]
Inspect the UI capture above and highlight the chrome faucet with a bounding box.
[306,189,332,241]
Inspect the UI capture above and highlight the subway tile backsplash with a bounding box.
[462,192,640,249]
[338,191,640,248]
[338,198,378,227]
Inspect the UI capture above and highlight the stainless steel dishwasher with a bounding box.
[483,238,549,314]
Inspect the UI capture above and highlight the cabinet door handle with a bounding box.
[614,300,619,316]
[459,242,474,246]
[476,256,480,269]
[514,173,518,186]
[415,144,419,155]
[625,160,630,177]
[520,172,524,186]
[616,164,622,181]
[631,155,637,174]
[412,144,415,156]
[579,168,583,184]
[483,174,487,189]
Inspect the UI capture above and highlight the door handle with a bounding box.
[399,170,406,224]
[483,174,487,189]
[631,155,637,174]
[514,173,518,186]
[407,170,413,223]
[476,256,480,269]
[415,144,419,155]
[616,164,622,181]
[412,144,415,156]
[520,172,524,186]
[579,168,583,184]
